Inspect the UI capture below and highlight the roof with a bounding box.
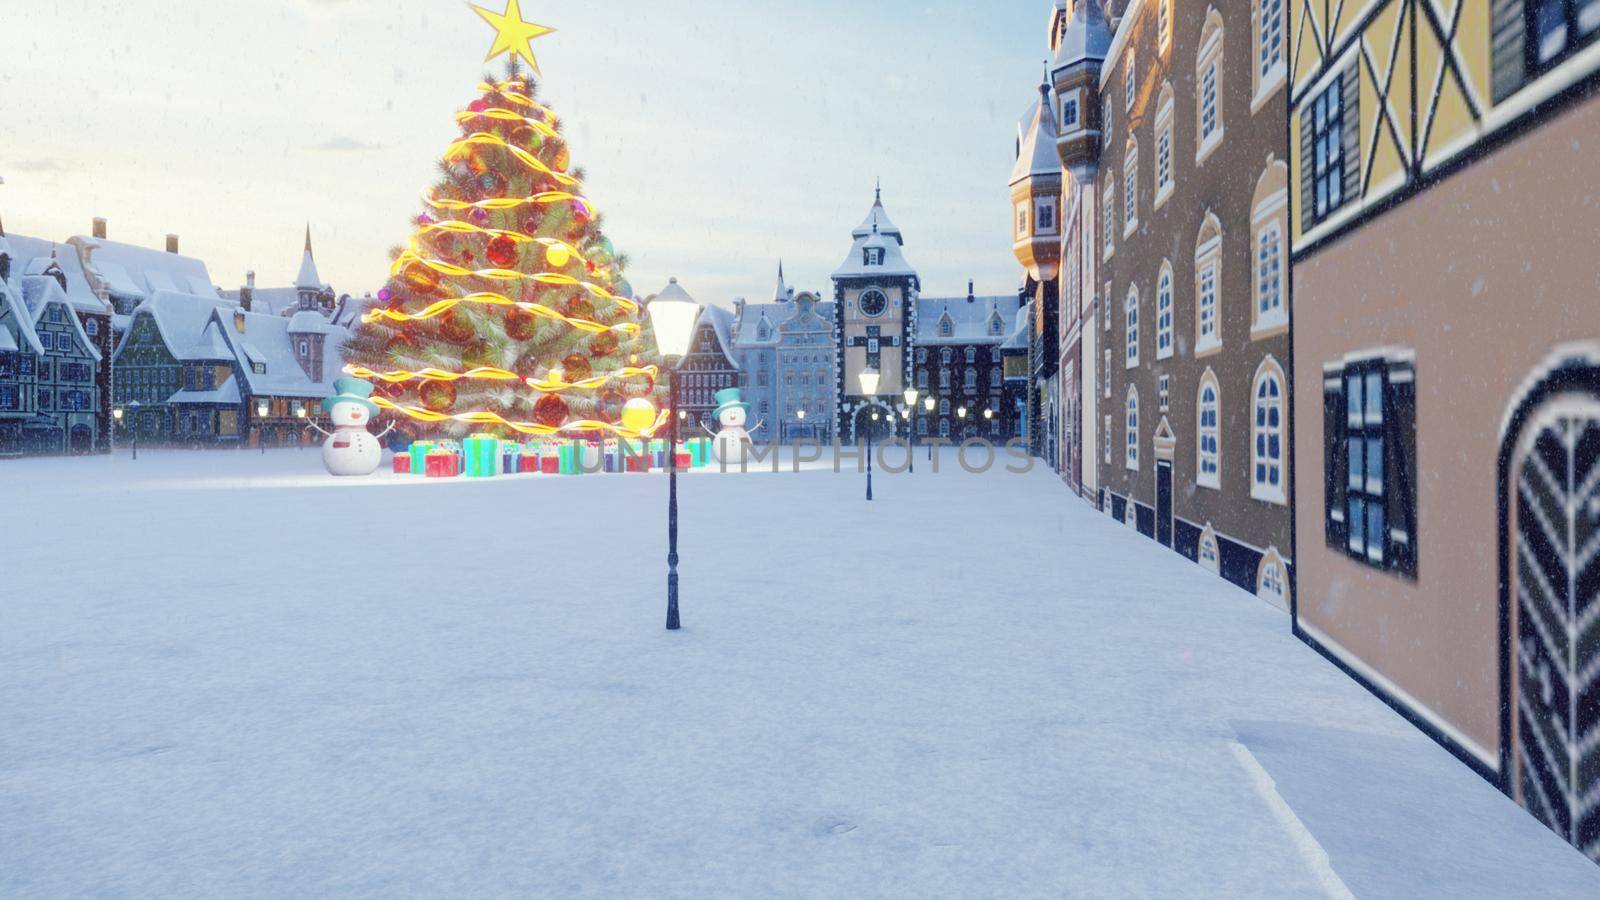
[834,220,919,281]
[288,309,331,334]
[0,276,44,355]
[1003,300,1033,351]
[692,303,738,365]
[851,192,904,244]
[915,294,1024,346]
[19,276,103,361]
[1011,83,1062,186]
[1053,0,1114,72]
[331,294,376,328]
[118,291,236,362]
[168,379,243,405]
[3,234,111,315]
[733,302,784,349]
[72,236,220,301]
[215,306,351,399]
[219,286,301,317]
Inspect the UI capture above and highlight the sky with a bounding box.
[2,0,1049,308]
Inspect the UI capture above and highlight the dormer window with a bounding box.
[989,315,1004,336]
[939,317,953,338]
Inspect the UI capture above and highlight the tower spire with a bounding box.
[304,222,313,256]
[874,177,882,205]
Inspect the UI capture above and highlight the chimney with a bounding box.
[240,270,255,312]
[166,234,180,254]
[233,307,247,334]
[967,279,975,303]
[92,217,107,239]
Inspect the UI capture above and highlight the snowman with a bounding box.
[704,387,763,467]
[307,378,393,476]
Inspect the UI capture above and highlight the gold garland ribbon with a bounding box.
[373,395,667,439]
[345,363,659,393]
[424,190,582,212]
[363,292,642,334]
[389,250,636,313]
[445,132,578,188]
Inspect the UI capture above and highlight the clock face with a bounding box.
[859,290,888,317]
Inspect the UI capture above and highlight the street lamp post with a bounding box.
[296,405,308,449]
[902,387,919,474]
[924,395,935,459]
[859,367,879,501]
[648,278,702,632]
[256,398,270,454]
[984,407,993,439]
[958,405,968,443]
[795,408,805,447]
[127,400,142,460]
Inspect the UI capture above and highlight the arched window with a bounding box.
[965,346,977,364]
[1125,286,1140,368]
[1197,370,1221,489]
[939,316,953,337]
[1158,0,1174,54]
[1156,262,1174,360]
[1155,83,1175,206]
[940,368,951,388]
[941,348,953,364]
[1195,212,1223,354]
[1257,551,1289,609]
[1252,358,1287,504]
[939,398,950,415]
[1254,0,1286,104]
[1103,176,1116,259]
[1198,526,1221,574]
[1251,158,1290,335]
[1197,8,1226,162]
[1125,387,1140,471]
[1124,136,1139,236]
[964,369,977,391]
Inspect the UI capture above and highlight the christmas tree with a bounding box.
[343,64,666,439]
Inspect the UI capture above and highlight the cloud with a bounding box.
[8,158,67,173]
[307,136,384,153]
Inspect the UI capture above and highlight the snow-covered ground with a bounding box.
[2,449,1596,898]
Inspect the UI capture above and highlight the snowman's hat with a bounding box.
[711,387,751,420]
[322,377,380,416]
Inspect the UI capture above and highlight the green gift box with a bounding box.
[463,433,498,478]
[409,441,435,475]
[558,441,581,475]
[687,437,710,468]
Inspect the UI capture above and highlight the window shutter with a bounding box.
[1491,0,1526,103]
[1341,62,1361,203]
[1324,377,1348,548]
[1384,361,1418,577]
[1300,109,1316,233]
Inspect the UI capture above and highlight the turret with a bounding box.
[1010,73,1064,282]
[295,224,322,311]
[1051,0,1114,179]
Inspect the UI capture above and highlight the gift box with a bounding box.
[392,453,411,474]
[557,441,581,475]
[408,441,435,475]
[627,453,650,473]
[463,433,499,478]
[540,454,560,474]
[675,450,692,470]
[425,451,458,478]
[519,453,540,473]
[687,437,711,468]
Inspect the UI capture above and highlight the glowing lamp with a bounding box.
[984,409,994,420]
[796,409,806,420]
[113,408,124,421]
[859,367,880,397]
[958,406,967,419]
[256,399,270,417]
[903,387,919,407]
[924,396,935,412]
[648,277,700,360]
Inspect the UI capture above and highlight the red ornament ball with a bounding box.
[533,394,569,428]
[438,311,475,344]
[419,380,457,412]
[589,331,618,357]
[486,235,518,269]
[561,354,592,382]
[403,263,442,295]
[598,389,624,418]
[504,307,539,341]
[564,295,595,321]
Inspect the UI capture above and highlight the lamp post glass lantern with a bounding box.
[902,388,918,473]
[859,367,879,501]
[648,278,702,632]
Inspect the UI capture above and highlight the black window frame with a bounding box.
[1323,354,1418,578]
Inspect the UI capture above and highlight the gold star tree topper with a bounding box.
[470,0,556,74]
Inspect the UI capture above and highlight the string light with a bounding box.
[361,292,639,334]
[345,363,659,393]
[371,395,667,439]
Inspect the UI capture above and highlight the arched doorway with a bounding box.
[851,404,893,444]
[1499,350,1600,861]
[69,425,93,454]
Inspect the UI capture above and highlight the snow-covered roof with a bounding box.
[73,236,220,301]
[693,303,738,365]
[219,286,301,317]
[120,291,236,362]
[217,306,350,400]
[834,225,919,280]
[288,309,331,334]
[331,294,376,328]
[20,276,103,361]
[3,234,111,315]
[0,328,16,353]
[1003,300,1033,351]
[915,294,1023,346]
[1053,0,1114,73]
[733,303,784,349]
[0,276,44,355]
[1011,83,1062,186]
[851,192,904,244]
[168,380,243,405]
[295,227,322,290]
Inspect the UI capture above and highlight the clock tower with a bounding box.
[831,186,920,443]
